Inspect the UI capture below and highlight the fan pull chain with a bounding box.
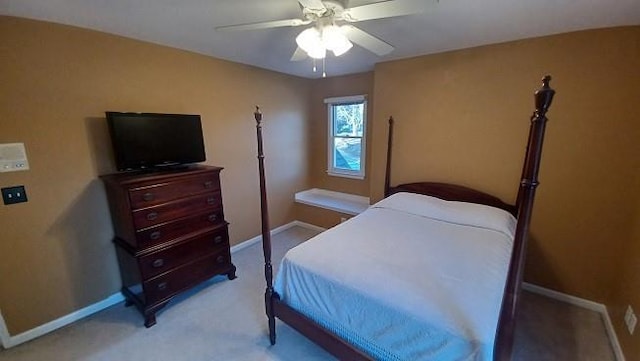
[312,58,317,73]
[322,57,326,78]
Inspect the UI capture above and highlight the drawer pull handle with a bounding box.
[152,259,165,268]
[214,235,223,244]
[208,214,218,222]
[157,282,168,291]
[146,212,158,221]
[216,255,225,264]
[207,197,216,205]
[204,181,214,188]
[142,192,154,201]
[149,231,162,240]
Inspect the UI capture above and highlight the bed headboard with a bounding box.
[388,182,517,215]
[383,116,516,215]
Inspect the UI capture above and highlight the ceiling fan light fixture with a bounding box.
[330,40,352,56]
[307,45,327,59]
[296,27,327,59]
[296,23,353,60]
[321,25,352,57]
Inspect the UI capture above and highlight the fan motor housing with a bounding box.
[303,0,347,20]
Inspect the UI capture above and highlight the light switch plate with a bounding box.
[2,186,28,205]
[0,143,29,172]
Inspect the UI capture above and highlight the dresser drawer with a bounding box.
[139,228,229,279]
[129,174,220,209]
[133,192,222,229]
[143,251,231,305]
[135,209,225,248]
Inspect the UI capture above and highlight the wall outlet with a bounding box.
[624,305,637,335]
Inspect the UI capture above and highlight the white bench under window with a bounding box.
[294,189,370,216]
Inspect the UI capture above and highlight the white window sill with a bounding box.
[295,188,370,216]
[327,171,365,180]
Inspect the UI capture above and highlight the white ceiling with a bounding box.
[1,0,639,78]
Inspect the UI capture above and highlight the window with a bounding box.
[325,95,367,179]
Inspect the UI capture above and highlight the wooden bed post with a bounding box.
[494,76,555,361]
[254,106,277,345]
[384,116,394,197]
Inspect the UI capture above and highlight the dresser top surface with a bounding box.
[100,165,223,185]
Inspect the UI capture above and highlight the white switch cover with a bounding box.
[0,143,29,172]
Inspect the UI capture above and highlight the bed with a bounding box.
[254,76,556,361]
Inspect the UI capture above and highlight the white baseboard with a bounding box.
[0,292,124,349]
[0,220,323,349]
[523,282,625,361]
[229,220,299,253]
[601,307,626,361]
[291,220,327,233]
[523,282,605,312]
[229,220,326,255]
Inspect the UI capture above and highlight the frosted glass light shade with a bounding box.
[296,25,352,59]
[296,28,326,59]
[307,45,327,59]
[322,25,352,56]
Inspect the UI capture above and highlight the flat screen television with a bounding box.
[106,112,206,171]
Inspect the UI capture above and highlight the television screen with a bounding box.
[106,112,206,171]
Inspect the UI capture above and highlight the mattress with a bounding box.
[274,192,516,361]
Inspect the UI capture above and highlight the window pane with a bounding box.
[333,103,364,137]
[333,137,361,171]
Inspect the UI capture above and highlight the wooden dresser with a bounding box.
[101,165,236,327]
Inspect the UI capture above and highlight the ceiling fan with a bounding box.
[216,0,425,63]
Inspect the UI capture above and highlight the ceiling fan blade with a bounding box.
[342,25,394,56]
[297,0,326,12]
[343,0,425,22]
[216,18,310,31]
[290,47,307,61]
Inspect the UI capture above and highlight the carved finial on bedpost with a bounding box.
[384,116,395,198]
[255,106,262,125]
[534,75,555,119]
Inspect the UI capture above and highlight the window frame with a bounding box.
[324,95,367,180]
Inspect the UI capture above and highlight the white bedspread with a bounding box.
[274,192,516,361]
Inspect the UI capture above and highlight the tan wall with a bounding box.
[0,16,311,335]
[308,72,374,196]
[370,26,640,354]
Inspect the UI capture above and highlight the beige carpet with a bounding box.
[0,226,616,361]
